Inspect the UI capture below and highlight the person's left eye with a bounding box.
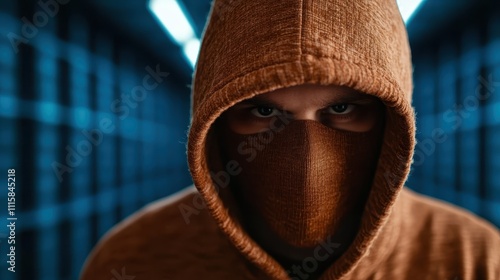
[327,104,355,115]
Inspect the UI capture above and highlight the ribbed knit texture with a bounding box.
[219,120,383,248]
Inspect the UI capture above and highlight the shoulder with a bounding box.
[400,188,499,238]
[395,188,500,278]
[79,186,245,279]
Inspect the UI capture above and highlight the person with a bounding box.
[80,0,500,279]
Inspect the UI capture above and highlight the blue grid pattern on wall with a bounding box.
[408,12,500,228]
[0,2,192,280]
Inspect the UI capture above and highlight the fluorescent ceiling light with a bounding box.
[149,0,195,44]
[397,0,427,23]
[148,0,200,68]
[183,38,201,68]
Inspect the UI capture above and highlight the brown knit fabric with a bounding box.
[187,0,415,278]
[219,120,383,248]
[80,0,500,279]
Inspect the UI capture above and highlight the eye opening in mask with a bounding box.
[221,86,386,134]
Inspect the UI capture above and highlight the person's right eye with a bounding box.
[250,106,281,118]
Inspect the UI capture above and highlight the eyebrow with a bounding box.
[239,97,282,108]
[315,94,375,105]
[239,93,376,108]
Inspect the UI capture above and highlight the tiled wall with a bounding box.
[0,1,192,279]
[408,9,500,228]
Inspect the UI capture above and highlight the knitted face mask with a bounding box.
[220,120,383,248]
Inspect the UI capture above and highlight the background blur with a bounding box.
[0,0,498,279]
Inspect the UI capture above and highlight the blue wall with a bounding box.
[408,8,500,228]
[0,1,192,279]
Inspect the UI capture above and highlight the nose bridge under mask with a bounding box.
[219,120,382,248]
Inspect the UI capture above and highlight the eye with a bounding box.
[327,104,355,115]
[250,106,280,118]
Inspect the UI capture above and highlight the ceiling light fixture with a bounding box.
[149,0,200,68]
[397,0,427,23]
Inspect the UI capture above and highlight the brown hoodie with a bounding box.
[80,0,500,279]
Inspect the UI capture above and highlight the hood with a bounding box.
[187,0,415,278]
